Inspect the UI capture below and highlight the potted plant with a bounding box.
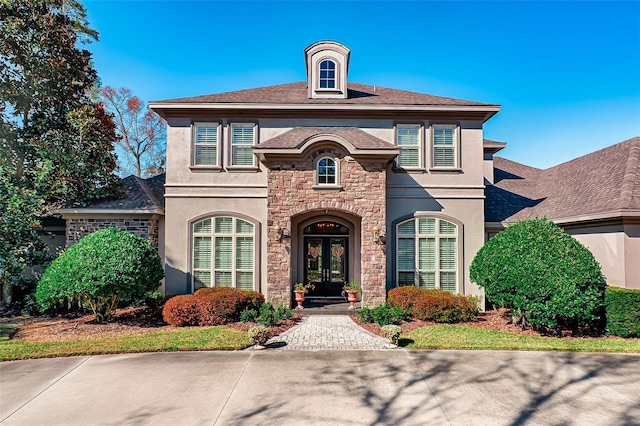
[342,279,361,310]
[248,325,270,349]
[380,324,402,349]
[293,282,315,310]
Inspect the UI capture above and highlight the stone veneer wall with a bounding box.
[66,217,160,248]
[267,149,388,307]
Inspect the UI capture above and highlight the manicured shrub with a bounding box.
[36,227,164,322]
[163,288,268,327]
[357,303,408,326]
[240,308,259,323]
[410,290,479,323]
[248,325,270,346]
[194,287,264,322]
[388,287,479,323]
[606,287,640,337]
[256,302,293,326]
[380,324,402,345]
[470,218,606,330]
[162,295,201,326]
[387,286,426,311]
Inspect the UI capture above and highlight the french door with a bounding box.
[304,237,348,297]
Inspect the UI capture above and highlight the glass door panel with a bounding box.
[304,236,348,297]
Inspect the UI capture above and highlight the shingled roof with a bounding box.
[257,127,397,150]
[58,174,165,213]
[153,82,496,107]
[486,137,640,223]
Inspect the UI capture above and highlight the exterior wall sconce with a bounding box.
[273,224,289,241]
[372,225,380,244]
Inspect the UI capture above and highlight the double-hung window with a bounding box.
[432,125,457,168]
[230,124,256,166]
[192,216,255,291]
[396,124,421,168]
[396,217,458,292]
[193,123,220,166]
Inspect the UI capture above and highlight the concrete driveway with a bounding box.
[1,350,639,425]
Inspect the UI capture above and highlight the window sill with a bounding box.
[312,184,343,191]
[225,166,260,173]
[392,167,426,173]
[429,167,462,174]
[190,165,222,172]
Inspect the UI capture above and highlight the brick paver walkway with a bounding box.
[266,315,388,350]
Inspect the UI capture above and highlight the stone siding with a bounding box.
[66,217,160,248]
[267,149,388,307]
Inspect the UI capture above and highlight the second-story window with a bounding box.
[230,124,255,166]
[319,60,336,89]
[318,157,336,184]
[194,123,219,166]
[396,124,421,168]
[432,125,457,168]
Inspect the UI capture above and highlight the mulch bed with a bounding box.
[0,306,304,342]
[351,308,541,338]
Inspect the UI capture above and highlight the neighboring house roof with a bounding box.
[486,137,640,223]
[152,82,496,107]
[257,127,397,150]
[56,174,165,214]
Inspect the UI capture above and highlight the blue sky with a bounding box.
[84,0,640,169]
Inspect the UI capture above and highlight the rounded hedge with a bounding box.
[470,218,605,329]
[36,227,164,322]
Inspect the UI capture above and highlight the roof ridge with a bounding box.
[618,138,640,209]
[134,176,161,210]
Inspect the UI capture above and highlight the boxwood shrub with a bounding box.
[605,287,640,337]
[470,218,606,330]
[36,227,163,322]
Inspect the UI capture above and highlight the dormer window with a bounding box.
[305,41,350,99]
[319,60,336,89]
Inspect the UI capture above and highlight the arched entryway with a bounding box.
[303,221,349,298]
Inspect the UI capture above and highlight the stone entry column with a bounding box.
[266,152,387,307]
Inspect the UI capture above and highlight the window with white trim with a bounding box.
[396,217,458,292]
[319,60,336,89]
[396,124,421,168]
[193,123,220,166]
[230,124,256,166]
[317,156,337,185]
[432,125,457,168]
[192,217,255,290]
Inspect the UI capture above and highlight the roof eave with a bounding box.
[55,208,165,215]
[150,102,500,121]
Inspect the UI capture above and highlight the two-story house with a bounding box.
[143,41,499,307]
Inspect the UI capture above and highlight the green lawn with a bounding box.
[0,326,252,361]
[401,325,640,353]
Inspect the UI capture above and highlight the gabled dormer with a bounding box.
[305,41,350,99]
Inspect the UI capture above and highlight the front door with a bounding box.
[304,237,348,298]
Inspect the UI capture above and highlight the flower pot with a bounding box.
[294,290,305,310]
[346,290,358,310]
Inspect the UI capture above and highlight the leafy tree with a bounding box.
[36,227,164,322]
[0,0,121,306]
[470,218,606,331]
[101,86,166,177]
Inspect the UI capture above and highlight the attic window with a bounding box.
[319,60,336,89]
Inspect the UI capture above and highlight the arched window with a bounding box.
[316,156,338,185]
[396,217,458,292]
[319,60,336,89]
[192,216,255,291]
